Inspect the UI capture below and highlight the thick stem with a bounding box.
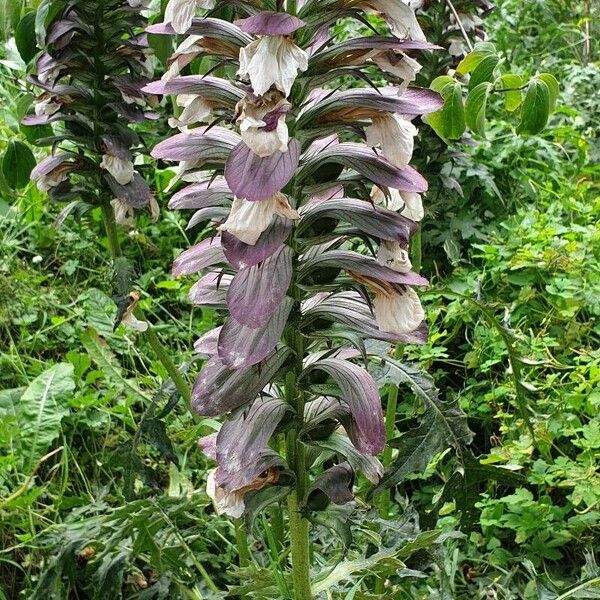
[284,321,312,599]
[287,492,312,600]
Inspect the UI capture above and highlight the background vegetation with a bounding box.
[1,0,598,598]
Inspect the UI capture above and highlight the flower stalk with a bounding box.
[150,1,449,595]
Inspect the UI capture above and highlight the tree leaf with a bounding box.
[423,83,465,141]
[465,82,492,136]
[516,79,550,135]
[2,140,36,190]
[498,73,524,112]
[538,72,560,112]
[15,11,38,64]
[17,363,75,472]
[468,55,499,90]
[456,41,497,75]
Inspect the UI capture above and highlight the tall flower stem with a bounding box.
[284,295,312,599]
[99,199,192,407]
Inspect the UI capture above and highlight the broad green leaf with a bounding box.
[538,72,560,112]
[2,140,36,189]
[371,359,473,491]
[423,83,465,141]
[430,75,455,95]
[517,79,550,135]
[456,41,497,75]
[468,54,499,90]
[15,11,37,64]
[18,363,75,472]
[498,73,524,112]
[465,82,492,136]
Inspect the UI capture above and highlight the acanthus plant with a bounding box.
[146,0,470,597]
[25,0,194,404]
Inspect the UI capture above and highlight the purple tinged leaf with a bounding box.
[188,271,232,307]
[215,396,291,491]
[186,206,230,230]
[147,18,253,48]
[172,237,225,276]
[218,298,293,369]
[192,347,292,416]
[298,197,418,243]
[222,216,292,269]
[300,250,428,286]
[227,245,293,328]
[298,89,443,126]
[30,153,76,180]
[224,139,300,202]
[298,143,428,193]
[106,173,152,209]
[152,127,240,163]
[302,291,428,345]
[307,463,354,507]
[142,76,244,106]
[198,433,218,460]
[304,357,385,455]
[315,432,384,485]
[234,11,305,35]
[168,181,233,210]
[194,327,222,356]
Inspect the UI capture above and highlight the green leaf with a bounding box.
[538,72,560,112]
[17,363,75,472]
[468,54,499,90]
[371,359,473,492]
[2,140,36,189]
[498,73,524,112]
[436,451,525,527]
[15,11,37,64]
[465,82,492,136]
[80,328,148,401]
[423,83,465,141]
[456,42,496,75]
[516,79,550,135]
[430,75,455,95]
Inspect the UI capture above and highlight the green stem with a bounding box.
[100,200,122,258]
[99,200,192,407]
[287,492,311,600]
[284,323,312,599]
[142,325,192,407]
[235,519,250,568]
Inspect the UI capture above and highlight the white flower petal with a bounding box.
[399,191,424,221]
[238,36,308,97]
[368,0,426,41]
[219,194,298,245]
[365,114,418,168]
[371,186,424,221]
[100,155,135,185]
[206,469,246,518]
[373,52,421,92]
[164,0,214,34]
[169,94,213,128]
[374,287,425,334]
[111,198,135,229]
[377,241,412,273]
